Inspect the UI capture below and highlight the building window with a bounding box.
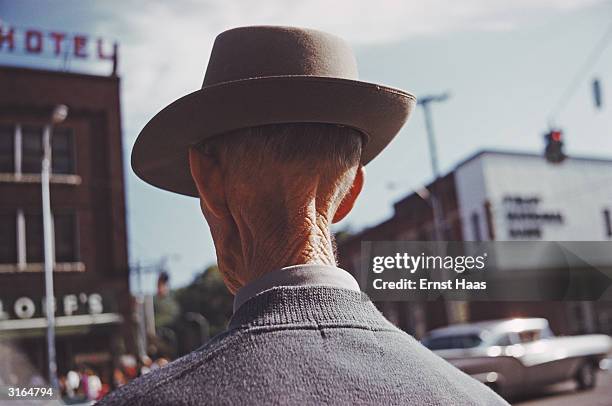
[0,123,76,175]
[21,125,43,174]
[52,128,75,174]
[0,124,14,172]
[2,210,78,266]
[25,212,44,263]
[54,212,78,262]
[483,200,495,240]
[471,212,482,241]
[0,212,17,264]
[604,209,612,238]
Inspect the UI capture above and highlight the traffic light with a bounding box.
[544,129,566,164]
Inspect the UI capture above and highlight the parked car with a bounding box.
[422,318,612,398]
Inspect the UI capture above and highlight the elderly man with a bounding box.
[101,26,508,405]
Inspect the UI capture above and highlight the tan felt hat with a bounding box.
[131,25,416,197]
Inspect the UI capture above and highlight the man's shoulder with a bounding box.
[392,332,509,405]
[99,322,508,406]
[98,330,237,405]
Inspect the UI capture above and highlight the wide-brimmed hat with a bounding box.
[131,25,416,197]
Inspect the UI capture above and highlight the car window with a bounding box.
[423,334,482,350]
[495,334,514,346]
[517,329,541,343]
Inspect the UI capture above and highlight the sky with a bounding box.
[1,0,611,292]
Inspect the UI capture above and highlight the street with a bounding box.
[513,369,612,406]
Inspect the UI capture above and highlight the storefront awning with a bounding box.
[0,313,122,339]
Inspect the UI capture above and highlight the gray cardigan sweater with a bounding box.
[100,286,508,405]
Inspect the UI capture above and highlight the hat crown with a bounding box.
[203,26,359,87]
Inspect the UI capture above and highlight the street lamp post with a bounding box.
[42,104,68,390]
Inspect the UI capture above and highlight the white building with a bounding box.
[455,151,612,242]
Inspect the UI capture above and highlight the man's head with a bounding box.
[157,272,170,297]
[189,123,365,293]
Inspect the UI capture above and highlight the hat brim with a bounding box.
[131,75,416,197]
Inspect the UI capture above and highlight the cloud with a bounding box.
[91,0,603,141]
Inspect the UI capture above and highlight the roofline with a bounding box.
[404,148,612,206]
[0,65,119,82]
[454,148,612,172]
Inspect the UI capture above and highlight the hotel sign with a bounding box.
[0,24,117,63]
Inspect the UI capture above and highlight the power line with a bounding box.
[548,18,612,126]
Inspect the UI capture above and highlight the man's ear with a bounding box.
[188,147,229,219]
[332,166,365,224]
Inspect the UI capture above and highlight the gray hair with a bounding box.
[195,123,364,206]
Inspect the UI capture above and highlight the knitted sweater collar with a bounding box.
[229,285,395,331]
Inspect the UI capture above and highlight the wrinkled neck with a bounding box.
[221,174,338,289]
[233,195,337,285]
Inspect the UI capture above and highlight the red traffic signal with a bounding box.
[544,129,566,164]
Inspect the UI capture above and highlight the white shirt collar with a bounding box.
[233,264,361,313]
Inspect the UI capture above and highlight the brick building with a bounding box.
[0,66,133,383]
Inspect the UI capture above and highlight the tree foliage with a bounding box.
[174,265,233,337]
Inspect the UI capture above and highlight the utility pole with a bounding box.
[417,93,450,241]
[417,93,467,325]
[134,261,147,359]
[42,105,68,390]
